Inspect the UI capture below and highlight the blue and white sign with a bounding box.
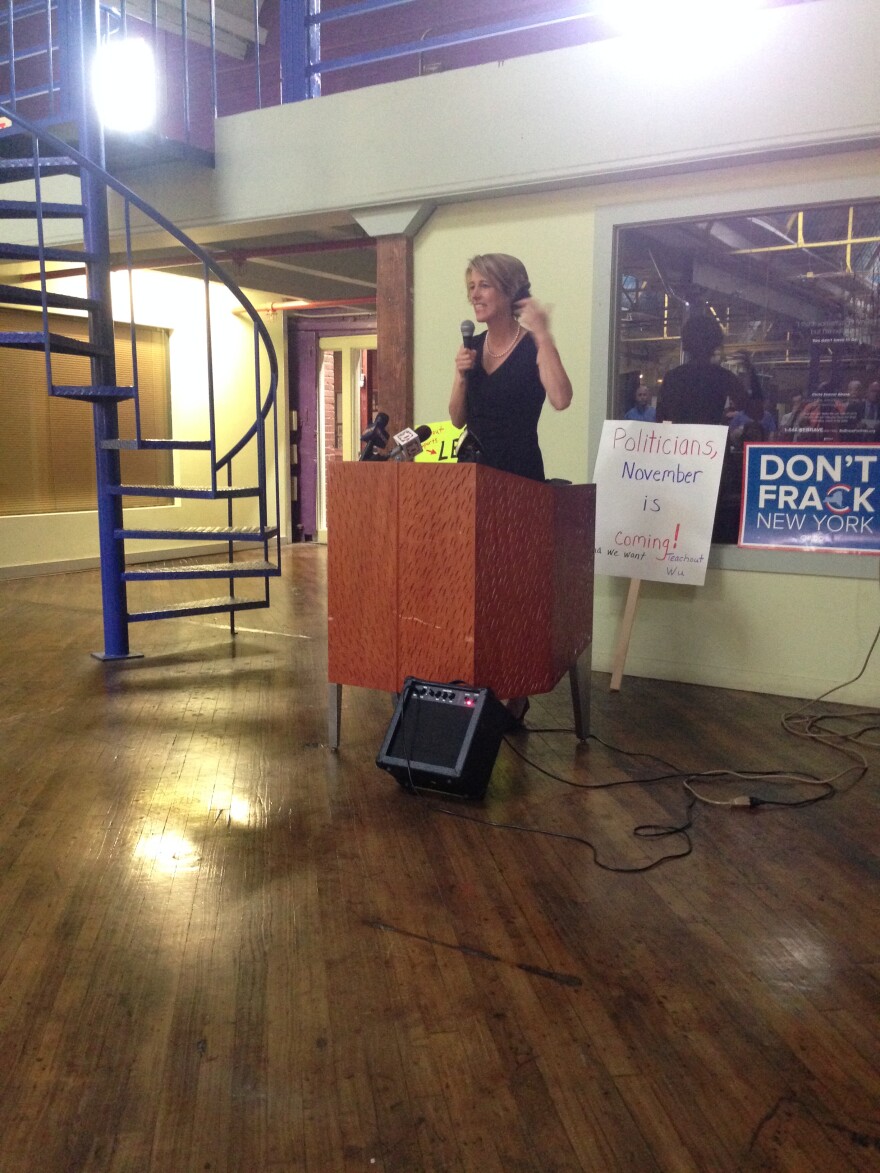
[739,444,880,554]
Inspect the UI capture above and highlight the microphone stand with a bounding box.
[358,420,389,462]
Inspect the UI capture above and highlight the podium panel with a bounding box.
[327,462,594,700]
[396,463,480,686]
[327,462,400,692]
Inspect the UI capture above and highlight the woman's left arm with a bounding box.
[517,298,573,410]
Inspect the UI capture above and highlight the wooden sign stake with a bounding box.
[610,577,642,691]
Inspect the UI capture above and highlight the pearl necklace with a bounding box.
[484,324,521,359]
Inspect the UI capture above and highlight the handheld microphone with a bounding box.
[460,320,476,350]
[385,424,432,462]
[358,411,389,461]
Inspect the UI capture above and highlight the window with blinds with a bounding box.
[0,309,173,515]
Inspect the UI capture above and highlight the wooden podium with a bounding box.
[326,461,595,746]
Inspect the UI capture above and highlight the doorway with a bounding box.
[288,318,377,543]
[315,333,378,539]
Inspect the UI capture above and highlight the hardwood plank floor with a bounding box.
[0,545,878,1172]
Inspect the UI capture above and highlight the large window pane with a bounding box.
[612,198,880,543]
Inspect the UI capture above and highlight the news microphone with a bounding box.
[460,320,476,350]
[385,424,432,462]
[456,428,484,464]
[358,411,389,461]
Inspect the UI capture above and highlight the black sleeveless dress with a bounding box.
[466,332,546,482]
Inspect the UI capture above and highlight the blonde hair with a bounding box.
[465,253,530,303]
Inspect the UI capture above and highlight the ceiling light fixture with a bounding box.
[599,0,765,44]
[93,36,157,134]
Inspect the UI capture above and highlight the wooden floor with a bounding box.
[0,545,879,1173]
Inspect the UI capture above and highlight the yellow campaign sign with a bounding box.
[414,420,464,463]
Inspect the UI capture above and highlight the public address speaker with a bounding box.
[376,677,510,799]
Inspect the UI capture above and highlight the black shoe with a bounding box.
[504,698,530,730]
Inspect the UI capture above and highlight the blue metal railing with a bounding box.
[299,0,596,93]
[0,99,280,654]
[2,1,812,154]
[0,100,278,456]
[0,0,65,124]
[2,1,603,149]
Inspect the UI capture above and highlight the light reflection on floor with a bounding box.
[752,929,833,992]
[134,830,201,874]
[132,789,257,876]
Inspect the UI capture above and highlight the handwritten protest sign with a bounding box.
[414,420,464,463]
[592,421,728,586]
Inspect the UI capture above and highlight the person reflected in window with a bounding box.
[450,253,572,482]
[861,381,880,439]
[728,393,777,441]
[789,382,833,440]
[655,315,740,425]
[839,379,867,440]
[624,383,656,422]
[779,392,805,436]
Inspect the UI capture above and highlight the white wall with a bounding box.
[119,0,880,235]
[0,270,286,574]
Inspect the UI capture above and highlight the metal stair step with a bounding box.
[0,242,92,264]
[128,596,270,623]
[116,525,279,542]
[110,483,261,499]
[100,437,212,451]
[0,156,79,183]
[0,283,100,312]
[0,114,279,641]
[123,560,278,581]
[0,331,110,357]
[0,198,86,219]
[51,384,136,401]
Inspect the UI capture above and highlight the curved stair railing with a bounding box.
[0,101,280,658]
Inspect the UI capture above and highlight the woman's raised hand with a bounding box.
[516,296,553,342]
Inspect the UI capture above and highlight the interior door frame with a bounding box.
[316,333,378,538]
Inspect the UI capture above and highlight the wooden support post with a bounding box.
[610,578,642,692]
[375,234,413,436]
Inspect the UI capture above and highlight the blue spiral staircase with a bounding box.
[0,5,280,659]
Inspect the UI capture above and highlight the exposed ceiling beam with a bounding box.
[692,260,826,325]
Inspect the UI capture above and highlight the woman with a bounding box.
[449,253,572,482]
[450,254,572,727]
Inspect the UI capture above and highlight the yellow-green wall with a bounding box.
[413,158,880,706]
[414,189,593,485]
[0,270,286,574]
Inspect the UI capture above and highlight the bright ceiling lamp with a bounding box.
[93,36,157,133]
[596,0,769,70]
[598,0,765,44]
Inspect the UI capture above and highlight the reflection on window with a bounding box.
[612,199,880,542]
